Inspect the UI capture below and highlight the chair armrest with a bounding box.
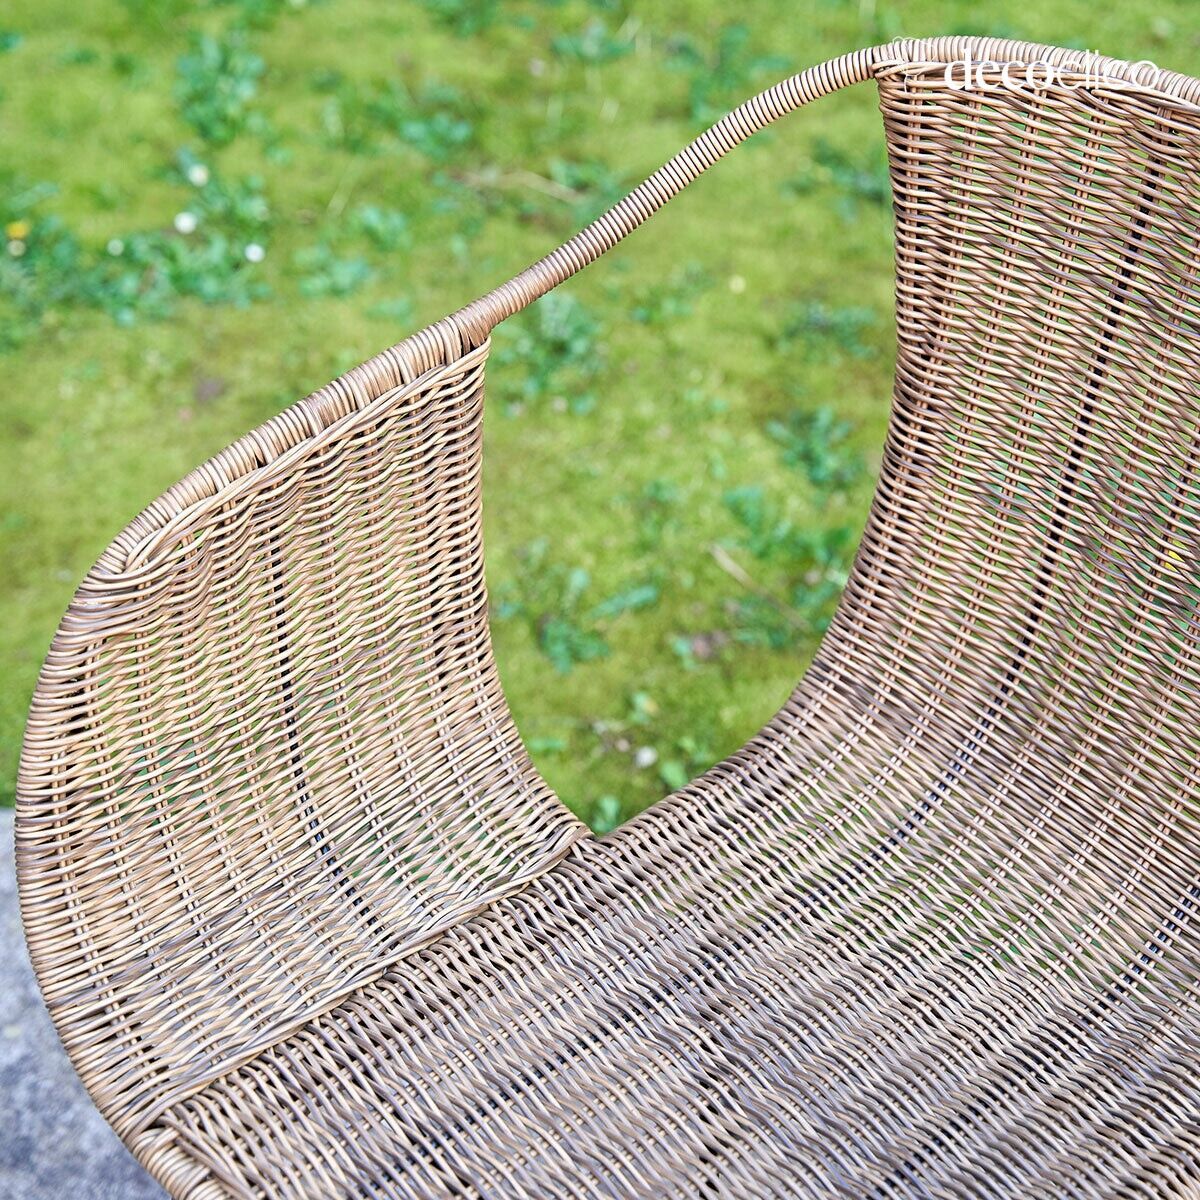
[17,338,586,1136]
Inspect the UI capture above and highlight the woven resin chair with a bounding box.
[16,35,1200,1198]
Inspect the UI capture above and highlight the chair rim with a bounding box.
[25,38,1200,589]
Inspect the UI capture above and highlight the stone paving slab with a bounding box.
[1,809,167,1199]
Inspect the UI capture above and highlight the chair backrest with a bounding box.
[848,48,1200,812]
[616,46,1200,1010]
[17,36,1200,1141]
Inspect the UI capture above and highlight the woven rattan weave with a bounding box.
[16,36,1200,1198]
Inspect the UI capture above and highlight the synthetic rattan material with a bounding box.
[16,37,1200,1198]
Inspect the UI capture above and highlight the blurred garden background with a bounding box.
[1,0,1196,829]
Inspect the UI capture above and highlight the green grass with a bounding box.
[1,0,1194,829]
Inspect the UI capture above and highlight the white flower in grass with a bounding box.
[244,242,265,263]
[6,239,25,257]
[634,746,658,769]
[173,211,198,235]
[106,238,125,256]
[186,162,210,187]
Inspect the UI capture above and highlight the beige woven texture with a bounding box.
[16,37,1200,1199]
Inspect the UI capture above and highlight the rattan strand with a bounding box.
[16,37,1200,1199]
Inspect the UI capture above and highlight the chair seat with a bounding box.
[137,679,1200,1199]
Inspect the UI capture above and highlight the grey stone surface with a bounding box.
[1,809,167,1199]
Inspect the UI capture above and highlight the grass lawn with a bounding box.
[1,0,1195,827]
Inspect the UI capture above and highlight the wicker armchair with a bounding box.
[16,36,1200,1198]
